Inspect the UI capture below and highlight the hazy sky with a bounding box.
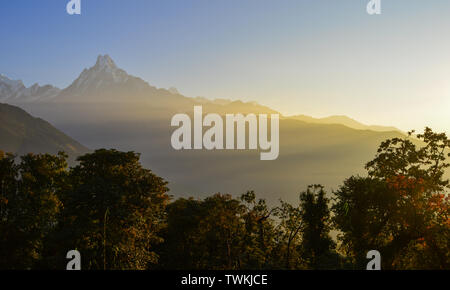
[1,0,449,133]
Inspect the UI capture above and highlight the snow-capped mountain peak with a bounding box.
[0,74,26,94]
[95,54,118,71]
[62,54,149,97]
[0,74,60,103]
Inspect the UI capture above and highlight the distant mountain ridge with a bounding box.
[0,74,60,103]
[289,115,401,133]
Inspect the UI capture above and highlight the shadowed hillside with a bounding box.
[0,103,89,160]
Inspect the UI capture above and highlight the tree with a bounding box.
[298,185,338,269]
[240,191,277,269]
[332,176,398,268]
[157,197,205,269]
[194,194,246,269]
[159,192,278,270]
[0,151,18,269]
[366,127,450,191]
[333,128,450,269]
[275,198,303,269]
[0,152,66,269]
[53,149,169,270]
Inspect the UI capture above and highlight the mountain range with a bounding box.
[0,74,60,102]
[0,55,400,131]
[0,55,419,204]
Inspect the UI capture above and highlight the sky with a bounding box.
[0,0,449,133]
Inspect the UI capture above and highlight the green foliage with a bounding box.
[366,127,450,191]
[298,185,338,269]
[239,191,277,269]
[0,128,448,270]
[0,152,66,269]
[56,149,169,270]
[159,193,277,270]
[332,176,398,268]
[274,198,303,269]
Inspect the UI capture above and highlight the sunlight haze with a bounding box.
[0,0,449,133]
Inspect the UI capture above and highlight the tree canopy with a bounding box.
[0,128,448,270]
